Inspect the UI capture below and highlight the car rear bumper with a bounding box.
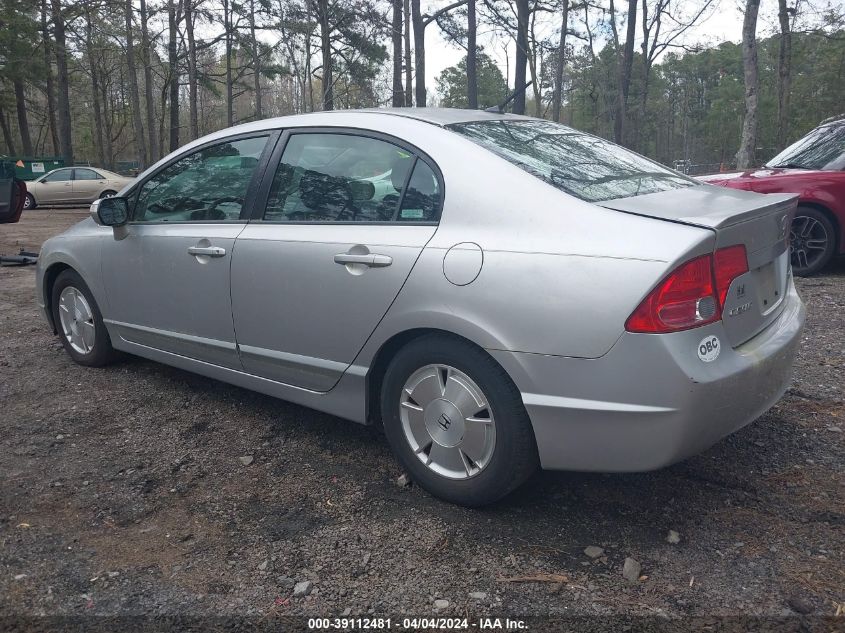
[489,279,806,472]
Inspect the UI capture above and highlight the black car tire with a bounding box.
[791,206,836,276]
[51,269,119,367]
[380,334,539,506]
[24,193,36,209]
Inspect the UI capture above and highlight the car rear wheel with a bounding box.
[790,207,836,276]
[51,270,118,367]
[380,334,538,506]
[99,190,117,199]
[23,193,35,209]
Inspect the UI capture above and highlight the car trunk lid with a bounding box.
[602,184,798,347]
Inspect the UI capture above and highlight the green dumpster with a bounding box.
[3,157,66,181]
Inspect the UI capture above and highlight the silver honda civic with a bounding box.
[35,109,806,506]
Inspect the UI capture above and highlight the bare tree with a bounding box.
[404,0,412,104]
[12,79,33,156]
[40,0,59,155]
[126,0,149,166]
[50,0,73,165]
[551,0,569,122]
[185,0,199,138]
[168,0,181,151]
[248,0,264,118]
[777,0,796,148]
[83,5,106,167]
[392,0,404,105]
[412,0,468,107]
[467,0,477,108]
[512,0,529,114]
[737,0,761,168]
[613,0,637,144]
[139,0,159,162]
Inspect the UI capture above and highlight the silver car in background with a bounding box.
[24,167,134,209]
[35,109,805,506]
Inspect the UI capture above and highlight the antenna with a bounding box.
[484,80,534,114]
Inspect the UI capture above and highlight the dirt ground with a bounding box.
[1,209,843,625]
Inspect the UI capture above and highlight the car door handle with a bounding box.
[188,246,226,257]
[334,253,392,267]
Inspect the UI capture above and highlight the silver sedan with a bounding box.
[35,109,805,506]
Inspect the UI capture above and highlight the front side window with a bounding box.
[43,169,72,183]
[264,133,441,222]
[74,168,102,180]
[133,135,269,222]
[448,119,695,203]
[767,124,845,171]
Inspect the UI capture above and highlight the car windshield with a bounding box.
[767,123,845,170]
[447,119,695,202]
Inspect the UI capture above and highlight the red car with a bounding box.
[701,116,845,276]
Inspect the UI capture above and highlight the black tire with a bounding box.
[380,334,539,506]
[790,206,836,276]
[23,193,36,210]
[51,269,118,367]
[99,190,118,199]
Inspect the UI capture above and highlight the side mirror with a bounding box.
[91,196,129,227]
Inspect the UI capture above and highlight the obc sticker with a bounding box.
[697,335,720,362]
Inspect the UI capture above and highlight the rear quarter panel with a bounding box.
[357,125,716,362]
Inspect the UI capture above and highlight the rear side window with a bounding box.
[447,119,694,203]
[263,132,441,223]
[74,168,102,180]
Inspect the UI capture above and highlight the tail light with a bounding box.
[626,246,748,334]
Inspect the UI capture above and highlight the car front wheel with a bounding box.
[51,269,118,367]
[790,207,836,276]
[23,193,35,209]
[99,190,117,199]
[380,334,538,506]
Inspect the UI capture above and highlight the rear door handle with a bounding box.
[188,246,226,257]
[333,253,392,267]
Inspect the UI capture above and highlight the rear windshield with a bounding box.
[447,119,695,203]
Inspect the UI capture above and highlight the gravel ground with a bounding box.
[1,209,843,624]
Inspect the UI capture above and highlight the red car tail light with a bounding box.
[713,245,749,308]
[626,245,749,334]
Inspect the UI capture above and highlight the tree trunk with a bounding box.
[168,0,180,151]
[100,76,115,170]
[223,0,234,126]
[41,0,59,155]
[776,0,792,149]
[412,0,426,106]
[249,0,263,119]
[140,0,159,162]
[513,0,529,115]
[551,0,568,122]
[392,0,404,106]
[185,0,199,138]
[50,0,73,165]
[736,0,760,168]
[614,0,637,144]
[126,0,148,167]
[0,106,17,155]
[467,0,477,109]
[317,0,333,110]
[404,0,412,105]
[84,9,106,167]
[13,79,34,156]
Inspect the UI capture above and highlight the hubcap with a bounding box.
[399,364,496,480]
[790,215,828,272]
[58,286,96,355]
[24,196,32,209]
